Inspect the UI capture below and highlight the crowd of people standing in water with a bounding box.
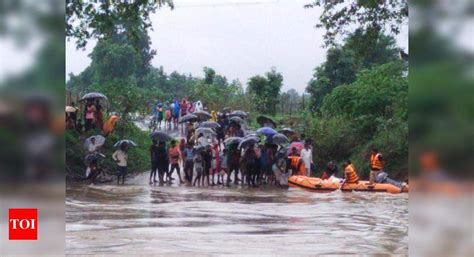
[135,98,405,190]
[77,96,406,191]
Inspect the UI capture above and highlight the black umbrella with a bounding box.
[84,152,106,166]
[257,115,277,128]
[114,140,138,148]
[238,136,260,149]
[221,107,231,114]
[193,110,211,121]
[228,110,248,119]
[229,116,245,124]
[196,121,220,129]
[279,127,296,136]
[150,131,174,142]
[179,114,198,123]
[79,92,108,102]
[224,137,243,146]
[196,127,217,136]
[269,133,289,145]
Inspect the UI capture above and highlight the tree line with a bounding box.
[66,0,408,179]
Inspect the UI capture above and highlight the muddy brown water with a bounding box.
[66,172,408,255]
[67,122,407,255]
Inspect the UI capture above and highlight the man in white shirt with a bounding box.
[88,137,98,152]
[112,143,128,185]
[300,143,313,177]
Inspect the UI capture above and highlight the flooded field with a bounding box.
[66,172,408,255]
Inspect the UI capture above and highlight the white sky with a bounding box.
[65,0,408,93]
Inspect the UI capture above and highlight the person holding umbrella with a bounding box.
[94,100,104,131]
[183,142,195,185]
[156,141,169,185]
[242,144,258,187]
[149,139,159,185]
[112,142,128,185]
[84,101,96,132]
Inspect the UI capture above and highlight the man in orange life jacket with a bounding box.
[287,152,306,176]
[369,147,385,184]
[341,160,359,187]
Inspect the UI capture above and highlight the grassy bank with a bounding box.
[66,119,151,180]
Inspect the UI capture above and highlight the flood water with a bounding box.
[66,172,408,256]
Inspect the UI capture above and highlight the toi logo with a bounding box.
[9,209,38,240]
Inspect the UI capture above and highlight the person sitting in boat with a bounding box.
[321,161,342,183]
[341,160,359,186]
[376,172,407,190]
[369,147,385,184]
[287,154,306,176]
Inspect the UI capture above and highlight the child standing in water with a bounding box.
[112,143,128,185]
[211,144,222,185]
[193,152,204,187]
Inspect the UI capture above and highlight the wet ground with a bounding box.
[66,172,408,256]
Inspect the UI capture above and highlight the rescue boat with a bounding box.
[288,175,408,194]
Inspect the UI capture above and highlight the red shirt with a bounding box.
[168,146,180,164]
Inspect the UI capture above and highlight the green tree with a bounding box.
[306,30,401,110]
[247,68,283,115]
[304,0,408,46]
[66,0,174,48]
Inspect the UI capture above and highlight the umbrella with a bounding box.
[268,133,289,145]
[280,128,296,136]
[65,106,77,113]
[196,121,220,129]
[256,115,277,128]
[244,133,258,138]
[150,131,174,142]
[196,127,217,136]
[228,110,247,118]
[287,142,304,154]
[78,92,108,102]
[221,107,231,114]
[114,139,138,148]
[193,110,211,121]
[224,137,243,146]
[84,152,106,166]
[193,145,208,154]
[257,127,278,137]
[84,135,106,148]
[179,114,198,123]
[229,116,245,124]
[238,136,260,149]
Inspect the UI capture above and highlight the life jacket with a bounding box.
[370,153,384,170]
[344,164,359,183]
[289,156,301,169]
[288,156,306,175]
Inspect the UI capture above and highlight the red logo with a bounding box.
[9,208,38,240]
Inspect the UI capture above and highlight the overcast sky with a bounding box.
[66,0,408,93]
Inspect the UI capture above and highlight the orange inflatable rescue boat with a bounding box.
[288,176,409,194]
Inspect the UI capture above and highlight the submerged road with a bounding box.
[66,117,408,255]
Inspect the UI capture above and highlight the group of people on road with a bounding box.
[150,98,204,131]
[66,100,104,132]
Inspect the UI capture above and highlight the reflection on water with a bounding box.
[66,173,408,255]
